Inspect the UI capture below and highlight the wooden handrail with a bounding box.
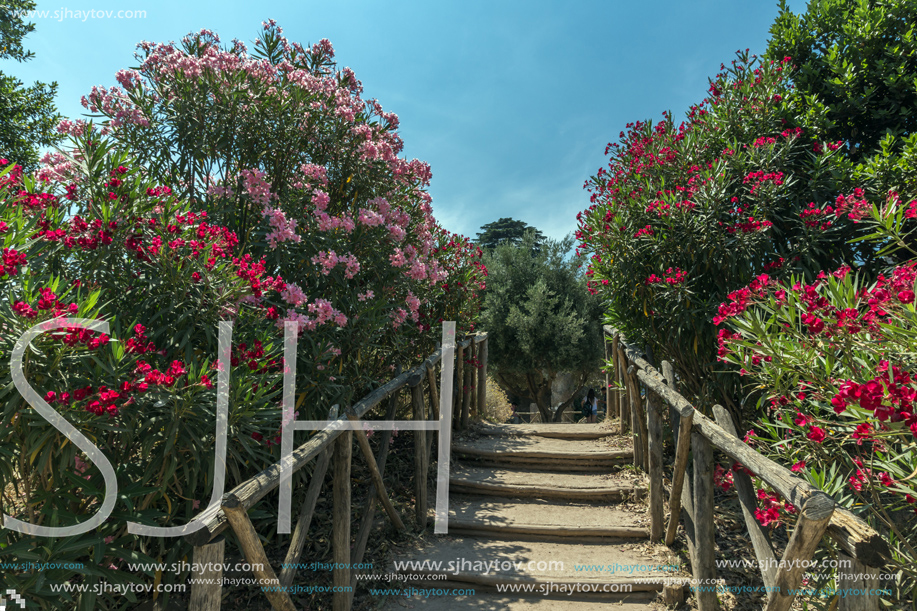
[185,347,443,547]
[185,332,487,611]
[603,325,889,611]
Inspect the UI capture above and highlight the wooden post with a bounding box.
[617,344,630,434]
[665,409,694,546]
[188,537,225,611]
[610,335,620,422]
[765,494,835,611]
[222,499,297,611]
[661,361,678,440]
[346,408,405,531]
[412,383,428,528]
[647,390,664,542]
[637,378,650,469]
[350,395,399,605]
[455,344,465,429]
[682,454,698,572]
[713,405,778,589]
[467,340,476,419]
[663,365,693,547]
[333,429,352,611]
[427,364,440,421]
[350,396,398,598]
[279,448,331,588]
[477,336,487,419]
[693,432,718,611]
[837,553,880,611]
[604,336,612,422]
[624,364,647,471]
[425,366,438,470]
[461,345,473,429]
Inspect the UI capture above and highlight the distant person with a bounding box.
[584,388,598,423]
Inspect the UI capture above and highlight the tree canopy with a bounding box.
[767,0,917,160]
[0,0,63,170]
[480,232,603,422]
[475,217,546,251]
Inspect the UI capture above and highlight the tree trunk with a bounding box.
[551,371,589,422]
[526,372,553,422]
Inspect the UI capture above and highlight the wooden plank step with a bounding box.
[449,464,645,501]
[447,496,649,541]
[453,435,632,466]
[474,422,618,440]
[456,459,625,473]
[386,537,685,600]
[380,590,657,609]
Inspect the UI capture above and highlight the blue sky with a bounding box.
[8,0,808,241]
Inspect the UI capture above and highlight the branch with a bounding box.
[525,372,552,422]
[552,371,589,422]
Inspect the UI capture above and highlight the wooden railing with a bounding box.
[183,332,488,611]
[605,326,891,611]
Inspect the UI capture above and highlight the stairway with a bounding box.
[378,422,684,609]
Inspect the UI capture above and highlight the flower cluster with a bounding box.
[753,488,796,527]
[743,170,784,196]
[645,267,686,285]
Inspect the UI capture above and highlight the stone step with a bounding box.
[449,464,645,502]
[473,421,618,440]
[447,496,650,541]
[453,435,631,471]
[380,591,657,610]
[386,536,684,602]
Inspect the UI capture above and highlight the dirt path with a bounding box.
[375,422,687,609]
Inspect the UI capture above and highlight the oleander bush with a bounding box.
[576,51,875,415]
[716,193,917,601]
[0,144,284,609]
[577,4,917,601]
[0,22,485,610]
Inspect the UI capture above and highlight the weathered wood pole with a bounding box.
[604,336,612,422]
[647,389,664,542]
[665,408,694,547]
[222,499,297,611]
[663,365,694,547]
[837,553,880,611]
[764,494,835,611]
[712,405,778,589]
[347,408,405,531]
[617,343,630,434]
[624,364,647,470]
[455,344,465,429]
[469,339,478,419]
[461,344,473,429]
[425,365,438,468]
[188,537,225,611]
[692,432,718,611]
[349,395,399,601]
[477,336,488,419]
[279,448,331,588]
[637,377,650,469]
[412,382,429,528]
[610,335,621,422]
[332,429,352,611]
[661,361,678,440]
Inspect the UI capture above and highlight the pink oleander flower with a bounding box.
[312,190,330,211]
[389,248,406,267]
[312,250,340,275]
[391,307,407,328]
[341,253,360,278]
[241,169,275,207]
[281,283,307,306]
